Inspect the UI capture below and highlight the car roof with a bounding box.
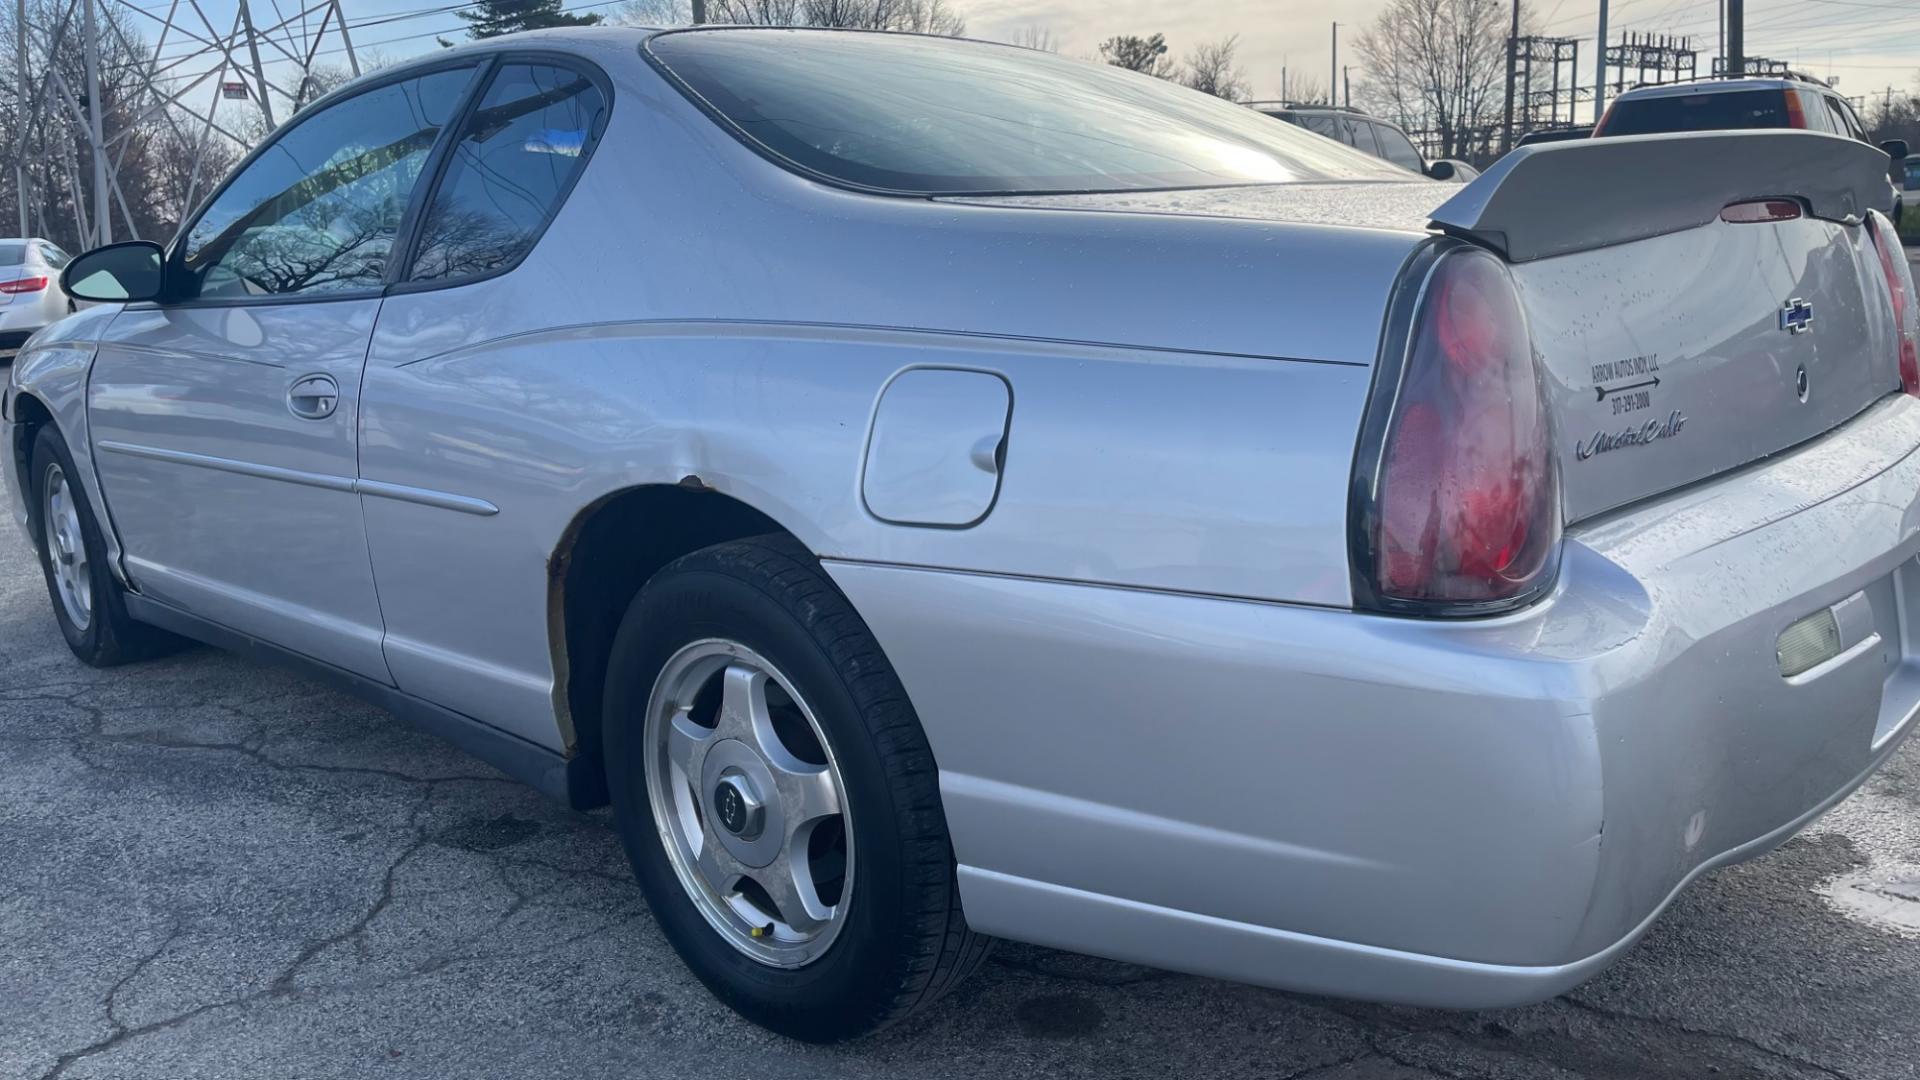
[1612,77,1829,101]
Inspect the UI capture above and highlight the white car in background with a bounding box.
[0,238,75,360]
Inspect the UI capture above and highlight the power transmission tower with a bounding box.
[11,0,362,247]
[1510,35,1582,139]
[1607,32,1697,98]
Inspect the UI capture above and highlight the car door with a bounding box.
[355,59,610,743]
[86,62,482,680]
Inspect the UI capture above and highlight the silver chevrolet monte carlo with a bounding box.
[7,26,1920,1040]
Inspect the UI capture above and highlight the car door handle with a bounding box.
[287,373,339,420]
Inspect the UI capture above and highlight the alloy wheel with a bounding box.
[644,639,853,968]
[42,461,91,631]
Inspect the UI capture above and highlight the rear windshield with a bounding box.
[1598,89,1791,136]
[646,29,1408,195]
[0,242,25,266]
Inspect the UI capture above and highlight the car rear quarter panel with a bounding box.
[355,50,1421,748]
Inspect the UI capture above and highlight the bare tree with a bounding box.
[1005,24,1059,52]
[706,0,802,23]
[1281,75,1332,106]
[1180,35,1249,102]
[700,0,962,33]
[1099,33,1175,79]
[1353,0,1520,160]
[616,0,691,25]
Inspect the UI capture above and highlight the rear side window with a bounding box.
[1598,89,1792,136]
[1300,115,1345,142]
[1348,120,1381,156]
[1374,124,1425,171]
[408,62,608,283]
[648,29,1407,195]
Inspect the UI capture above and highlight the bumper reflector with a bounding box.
[1778,608,1844,677]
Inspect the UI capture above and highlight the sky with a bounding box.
[125,0,1920,122]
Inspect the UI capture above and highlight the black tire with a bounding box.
[603,535,989,1041]
[27,425,179,665]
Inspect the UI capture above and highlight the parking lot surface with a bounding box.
[4,463,1920,1080]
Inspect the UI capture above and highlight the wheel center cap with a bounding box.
[712,773,765,840]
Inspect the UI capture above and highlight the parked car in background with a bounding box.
[0,238,73,360]
[10,27,1920,1043]
[1249,102,1479,181]
[1594,74,1905,220]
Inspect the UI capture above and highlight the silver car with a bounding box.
[8,27,1920,1040]
[0,237,76,360]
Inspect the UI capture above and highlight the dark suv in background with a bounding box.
[1594,74,1906,220]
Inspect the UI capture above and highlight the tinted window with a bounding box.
[1597,89,1792,136]
[0,242,24,266]
[650,30,1407,194]
[1797,91,1837,134]
[1374,124,1425,171]
[1826,95,1865,140]
[37,242,69,268]
[1300,115,1345,142]
[409,63,606,283]
[181,66,476,298]
[1348,120,1381,156]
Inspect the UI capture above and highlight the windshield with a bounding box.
[0,242,25,266]
[647,29,1408,195]
[1598,88,1792,136]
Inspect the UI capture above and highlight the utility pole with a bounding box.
[1330,23,1337,107]
[239,0,277,131]
[1594,0,1609,124]
[691,0,706,23]
[1343,65,1351,108]
[1501,0,1520,151]
[1727,0,1744,78]
[13,0,27,237]
[79,0,108,243]
[1281,64,1288,101]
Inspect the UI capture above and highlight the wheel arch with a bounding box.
[548,480,814,806]
[10,390,56,555]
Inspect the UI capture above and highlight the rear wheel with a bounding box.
[603,535,988,1040]
[29,426,179,665]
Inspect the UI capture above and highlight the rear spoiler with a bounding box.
[1429,130,1895,262]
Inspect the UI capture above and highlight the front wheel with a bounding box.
[603,536,988,1041]
[29,425,179,665]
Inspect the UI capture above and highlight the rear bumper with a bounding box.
[828,394,1920,1007]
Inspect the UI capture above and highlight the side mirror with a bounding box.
[1426,160,1457,181]
[60,240,166,303]
[1883,139,1910,161]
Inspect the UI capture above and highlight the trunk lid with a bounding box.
[1514,214,1897,521]
[1431,130,1904,522]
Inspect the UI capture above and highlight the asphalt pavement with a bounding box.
[4,459,1920,1080]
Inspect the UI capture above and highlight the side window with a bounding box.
[408,63,607,283]
[180,66,477,299]
[1374,125,1425,171]
[1300,115,1342,141]
[1796,90,1836,133]
[1828,96,1865,141]
[1346,119,1381,156]
[37,242,69,268]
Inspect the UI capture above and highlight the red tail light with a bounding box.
[0,276,47,294]
[1784,90,1810,130]
[1350,246,1560,615]
[1867,211,1919,398]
